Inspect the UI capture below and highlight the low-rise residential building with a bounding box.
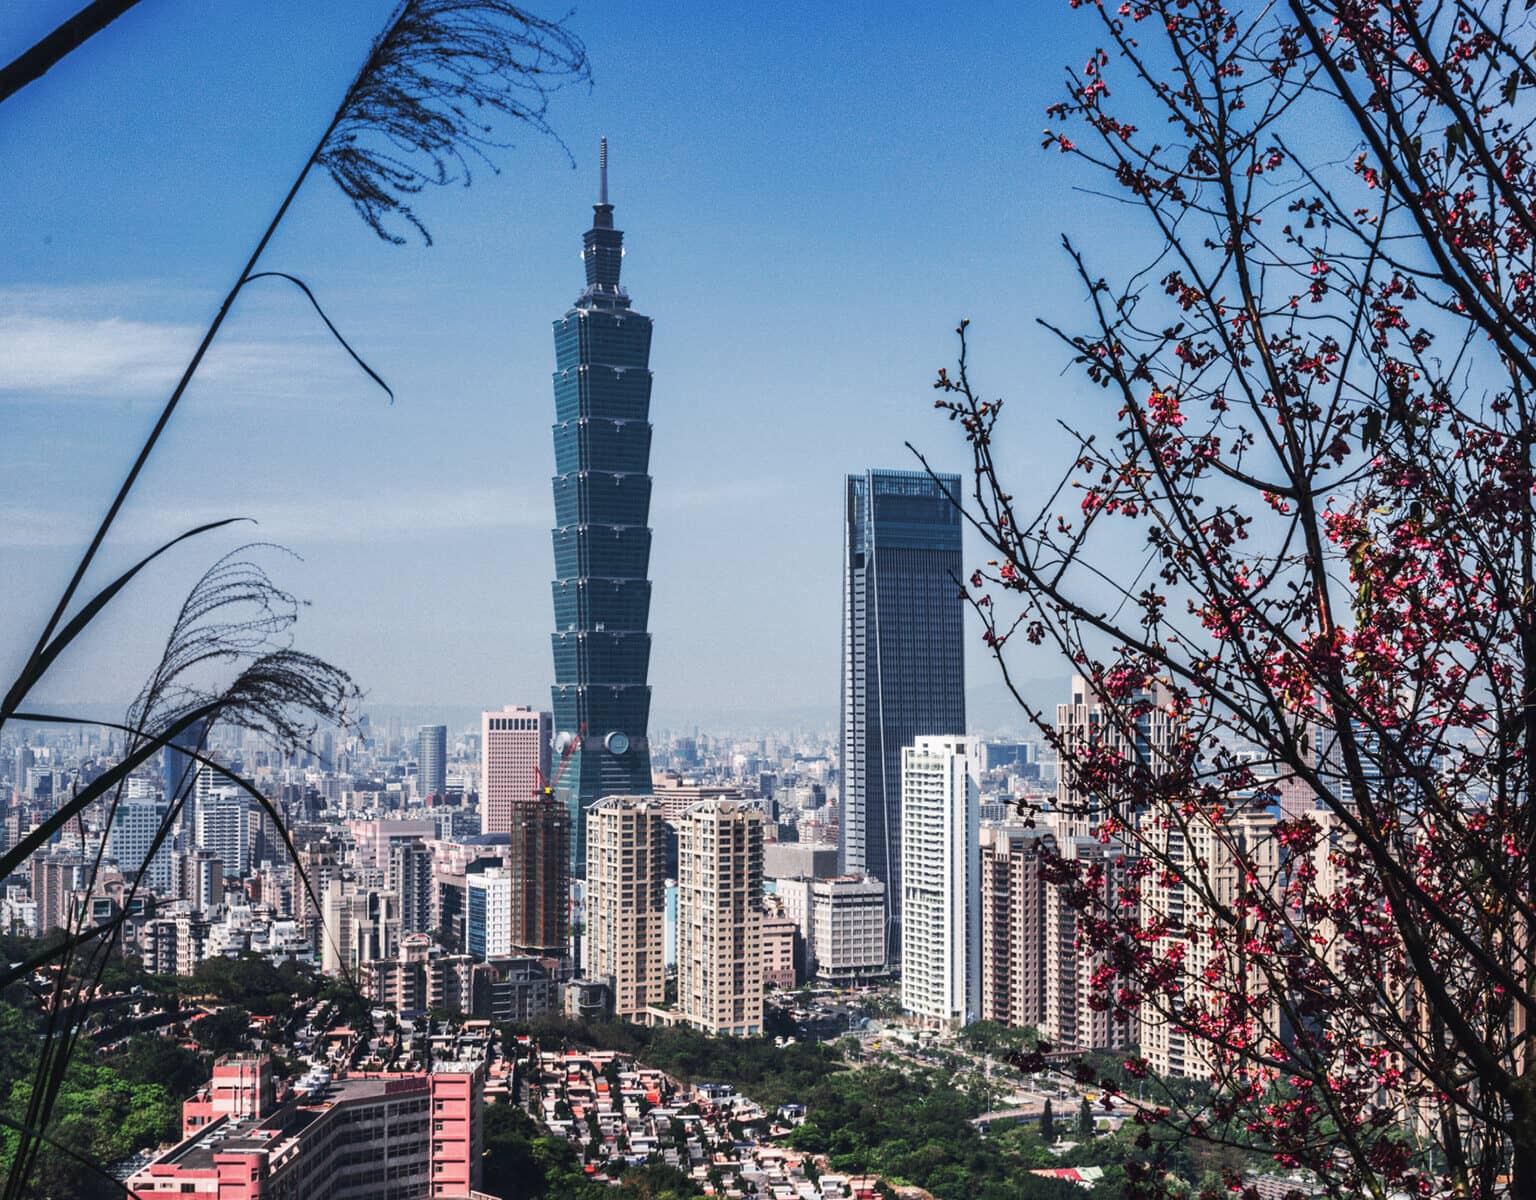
[514,1044,899,1200]
[761,911,799,989]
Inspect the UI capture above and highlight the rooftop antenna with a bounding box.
[599,137,608,205]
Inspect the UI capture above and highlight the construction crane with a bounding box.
[529,723,586,959]
[533,722,584,801]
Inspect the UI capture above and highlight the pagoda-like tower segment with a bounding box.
[550,140,655,875]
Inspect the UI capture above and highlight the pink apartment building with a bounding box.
[181,1055,275,1138]
[129,1055,485,1200]
[480,706,551,836]
[346,818,439,872]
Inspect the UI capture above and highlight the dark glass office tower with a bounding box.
[163,718,209,805]
[417,724,447,803]
[550,140,654,876]
[841,470,966,963]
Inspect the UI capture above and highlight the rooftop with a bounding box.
[147,1075,429,1174]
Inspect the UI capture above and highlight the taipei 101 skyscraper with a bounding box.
[550,140,655,876]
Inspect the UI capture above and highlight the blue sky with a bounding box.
[1,1,1123,729]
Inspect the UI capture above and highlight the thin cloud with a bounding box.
[0,485,551,549]
[0,478,795,550]
[0,313,204,396]
[0,290,379,404]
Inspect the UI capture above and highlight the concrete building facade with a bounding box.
[1137,810,1277,1078]
[196,787,250,878]
[762,841,839,882]
[466,868,511,961]
[676,798,765,1036]
[899,736,980,1027]
[1054,673,1177,840]
[584,796,667,1019]
[761,912,799,989]
[1041,828,1137,1053]
[777,874,887,983]
[322,880,400,975]
[978,824,1054,1029]
[128,1056,484,1200]
[30,850,84,936]
[108,796,174,894]
[391,838,436,936]
[480,706,552,835]
[361,934,475,1015]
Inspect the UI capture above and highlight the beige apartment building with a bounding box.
[978,823,1054,1030]
[651,774,746,825]
[761,911,799,989]
[321,879,400,976]
[1054,672,1177,840]
[480,706,552,836]
[1136,808,1277,1078]
[584,796,667,1019]
[1042,827,1138,1053]
[676,798,764,1035]
[1033,673,1177,1051]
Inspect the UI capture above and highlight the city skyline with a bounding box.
[0,2,1103,722]
[0,3,1525,1194]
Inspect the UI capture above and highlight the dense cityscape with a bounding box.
[0,148,1321,1200]
[7,2,1536,1198]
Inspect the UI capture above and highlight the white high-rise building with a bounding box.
[196,788,250,878]
[899,735,981,1027]
[109,797,174,894]
[466,868,511,960]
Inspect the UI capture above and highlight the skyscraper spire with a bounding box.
[583,138,621,289]
[591,137,615,234]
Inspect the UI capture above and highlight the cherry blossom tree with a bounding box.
[926,2,1536,1196]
